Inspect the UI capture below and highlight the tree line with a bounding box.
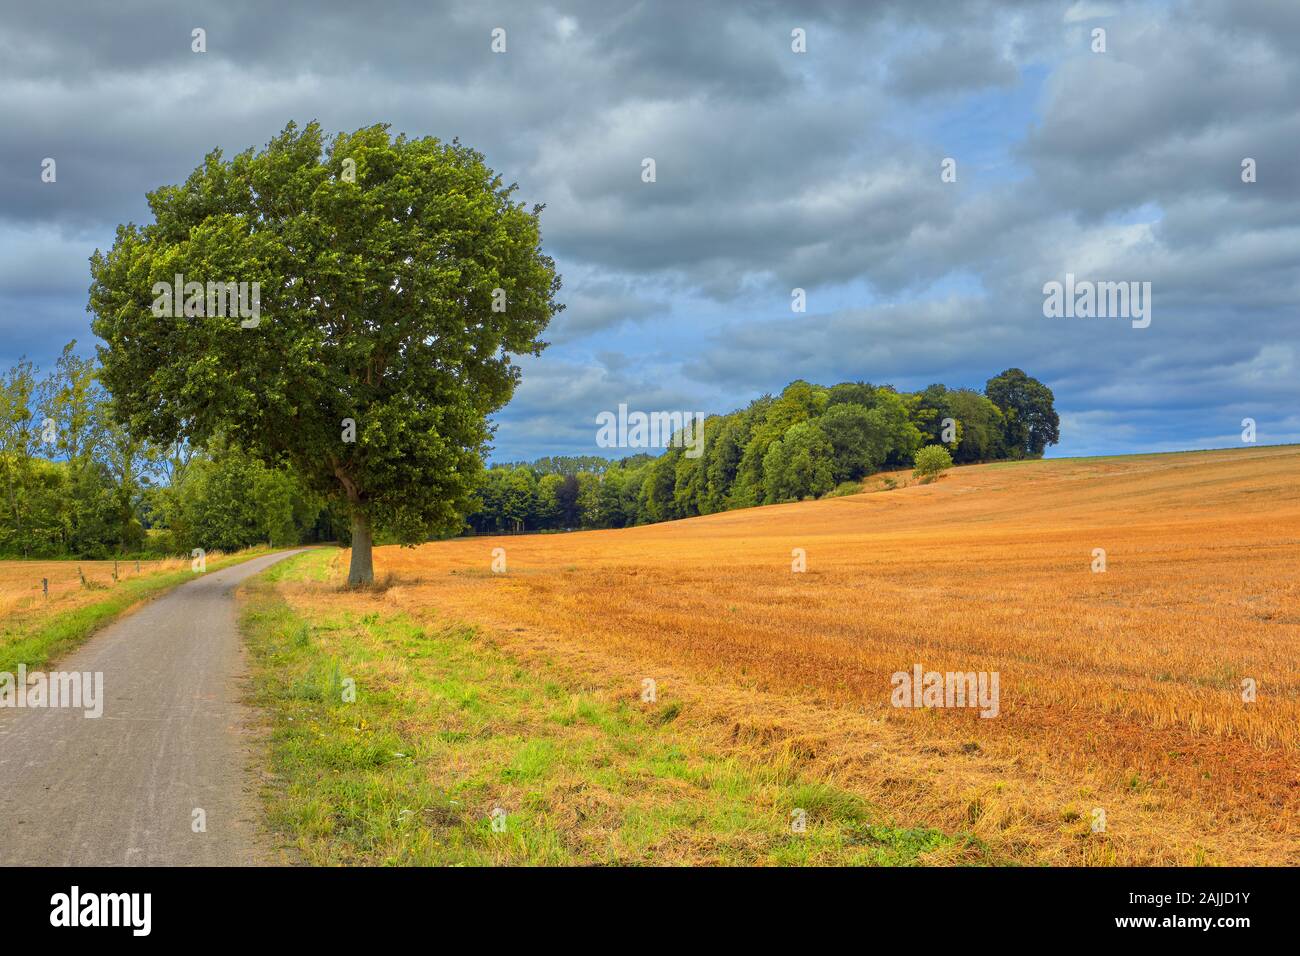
[466,368,1059,533]
[1,340,1057,557]
[0,342,332,558]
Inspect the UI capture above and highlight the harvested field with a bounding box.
[316,445,1300,864]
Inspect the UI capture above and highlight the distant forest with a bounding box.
[467,368,1059,533]
[1,344,1056,555]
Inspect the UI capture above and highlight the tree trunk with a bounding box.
[348,509,375,586]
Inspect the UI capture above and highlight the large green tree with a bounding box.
[165,438,314,552]
[869,388,924,467]
[946,389,1007,463]
[817,403,889,481]
[985,368,1060,458]
[90,122,562,583]
[762,421,834,503]
[0,360,39,556]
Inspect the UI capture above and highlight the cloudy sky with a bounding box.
[2,0,1296,461]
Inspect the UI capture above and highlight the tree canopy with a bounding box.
[467,368,1059,533]
[985,368,1061,458]
[89,122,562,583]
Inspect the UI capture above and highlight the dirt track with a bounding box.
[0,551,300,866]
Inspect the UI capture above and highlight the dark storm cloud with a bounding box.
[1019,5,1300,219]
[545,275,668,343]
[0,0,1295,458]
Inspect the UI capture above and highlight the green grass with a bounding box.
[241,550,993,866]
[0,549,274,674]
[824,480,865,498]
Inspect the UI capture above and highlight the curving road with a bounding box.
[0,550,302,866]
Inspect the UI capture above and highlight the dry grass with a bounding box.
[243,557,990,865]
[323,444,1299,865]
[0,557,191,622]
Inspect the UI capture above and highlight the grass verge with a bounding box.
[0,549,275,673]
[241,550,993,866]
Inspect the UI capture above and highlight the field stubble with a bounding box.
[0,550,264,673]
[323,445,1299,864]
[0,557,191,622]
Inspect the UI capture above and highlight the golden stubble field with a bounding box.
[0,557,190,622]
[327,445,1300,865]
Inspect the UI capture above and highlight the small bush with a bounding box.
[913,445,954,483]
[824,480,863,498]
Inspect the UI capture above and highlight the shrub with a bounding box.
[824,480,863,498]
[913,445,954,483]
